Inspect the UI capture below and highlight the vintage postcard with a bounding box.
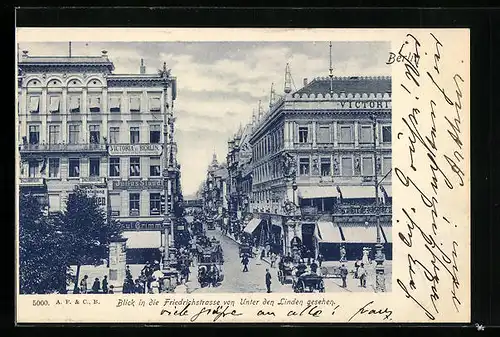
[15,28,470,323]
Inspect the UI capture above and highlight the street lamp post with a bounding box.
[372,114,386,292]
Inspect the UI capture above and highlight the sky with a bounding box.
[18,41,391,197]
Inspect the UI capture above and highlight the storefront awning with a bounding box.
[122,231,162,249]
[340,186,376,199]
[298,186,338,199]
[243,218,262,234]
[380,185,392,198]
[339,225,378,243]
[316,221,342,243]
[380,226,392,243]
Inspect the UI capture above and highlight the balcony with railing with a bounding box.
[19,143,107,154]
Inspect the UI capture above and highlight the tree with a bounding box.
[61,186,122,293]
[19,193,69,294]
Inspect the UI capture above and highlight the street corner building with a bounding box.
[219,69,393,264]
[16,49,184,268]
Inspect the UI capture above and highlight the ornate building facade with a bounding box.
[17,50,179,263]
[202,154,229,228]
[245,76,392,261]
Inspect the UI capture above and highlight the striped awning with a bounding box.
[339,225,378,243]
[316,221,342,243]
[122,231,162,249]
[243,218,262,234]
[298,186,338,199]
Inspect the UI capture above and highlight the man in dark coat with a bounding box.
[265,269,272,293]
[91,278,101,294]
[242,254,249,272]
[102,275,109,293]
[340,264,349,288]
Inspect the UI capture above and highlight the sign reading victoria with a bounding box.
[108,144,163,156]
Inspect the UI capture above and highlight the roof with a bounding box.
[19,55,115,70]
[293,76,391,96]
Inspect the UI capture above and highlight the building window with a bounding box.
[383,156,392,175]
[68,124,80,144]
[129,193,140,216]
[28,160,38,177]
[69,95,81,113]
[362,157,374,176]
[48,125,60,144]
[109,96,121,113]
[317,125,331,143]
[110,194,121,216]
[382,126,392,143]
[109,127,120,144]
[48,96,61,113]
[150,193,161,215]
[320,157,331,176]
[69,158,80,177]
[28,125,40,145]
[149,157,161,177]
[299,157,310,175]
[360,125,373,143]
[298,126,309,143]
[88,95,101,113]
[89,158,100,177]
[130,96,141,113]
[48,158,60,178]
[130,127,140,144]
[340,125,353,143]
[341,157,353,176]
[109,157,120,177]
[89,125,100,144]
[150,125,161,143]
[28,96,40,113]
[130,157,140,177]
[149,97,161,112]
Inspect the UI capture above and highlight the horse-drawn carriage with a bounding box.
[239,243,252,258]
[197,247,224,287]
[277,262,295,284]
[292,273,325,293]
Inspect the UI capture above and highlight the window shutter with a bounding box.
[49,96,60,112]
[150,97,161,111]
[109,97,121,109]
[130,97,141,111]
[29,96,40,112]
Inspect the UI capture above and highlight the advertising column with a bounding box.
[108,237,128,290]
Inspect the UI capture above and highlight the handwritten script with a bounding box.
[394,32,467,321]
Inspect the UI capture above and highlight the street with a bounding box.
[187,229,290,293]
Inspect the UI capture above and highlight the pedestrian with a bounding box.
[134,279,144,294]
[125,265,133,280]
[270,253,277,268]
[260,249,265,260]
[306,249,312,265]
[91,277,101,294]
[102,275,108,294]
[358,263,366,288]
[317,253,324,267]
[354,259,361,278]
[242,254,249,272]
[108,285,114,294]
[182,264,190,282]
[265,268,272,293]
[310,259,319,274]
[79,275,89,294]
[340,264,348,288]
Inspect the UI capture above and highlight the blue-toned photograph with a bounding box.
[17,41,392,295]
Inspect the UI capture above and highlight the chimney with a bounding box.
[140,58,146,74]
[303,78,308,87]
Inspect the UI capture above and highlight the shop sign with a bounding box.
[108,144,163,156]
[86,188,107,212]
[120,221,164,231]
[113,179,164,190]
